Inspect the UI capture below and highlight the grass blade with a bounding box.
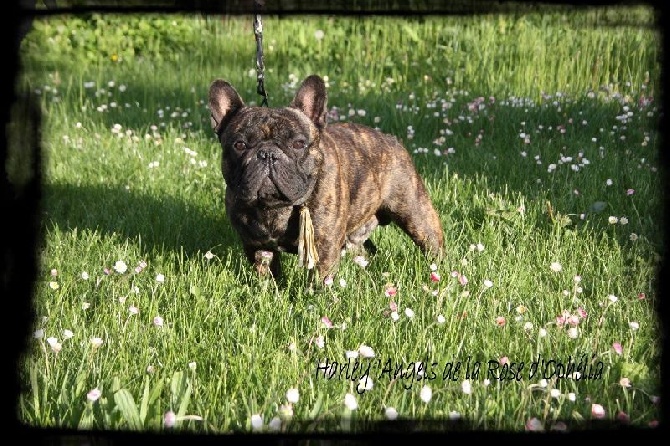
[114,389,143,430]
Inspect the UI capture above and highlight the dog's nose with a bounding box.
[257,149,278,162]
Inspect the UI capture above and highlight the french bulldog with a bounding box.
[209,75,444,283]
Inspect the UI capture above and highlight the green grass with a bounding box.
[14,7,662,433]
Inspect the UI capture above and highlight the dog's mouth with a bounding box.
[236,151,316,207]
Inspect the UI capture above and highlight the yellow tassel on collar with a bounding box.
[298,206,319,270]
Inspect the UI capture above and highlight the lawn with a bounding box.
[12,5,663,433]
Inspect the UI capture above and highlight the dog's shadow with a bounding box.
[43,182,241,268]
[41,182,334,294]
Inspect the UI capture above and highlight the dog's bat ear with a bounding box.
[290,75,328,130]
[209,80,245,133]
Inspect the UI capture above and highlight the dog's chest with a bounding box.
[229,204,300,252]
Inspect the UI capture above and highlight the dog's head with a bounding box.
[209,75,328,208]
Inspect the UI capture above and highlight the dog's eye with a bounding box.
[233,141,247,151]
[291,140,306,150]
